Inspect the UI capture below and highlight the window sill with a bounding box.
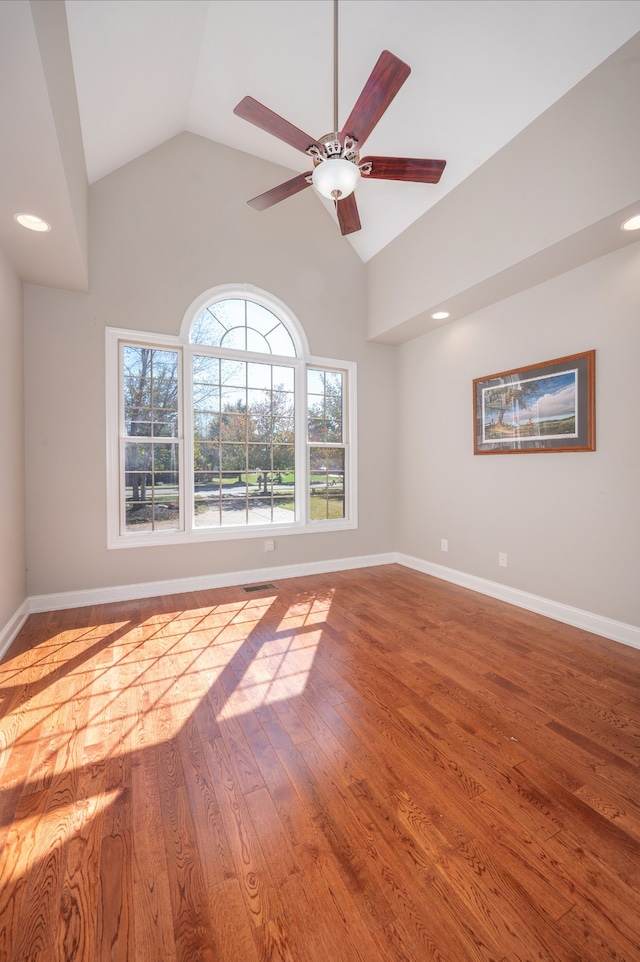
[108,517,357,549]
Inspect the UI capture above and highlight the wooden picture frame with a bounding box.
[473,350,595,455]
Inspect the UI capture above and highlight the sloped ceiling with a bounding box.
[1,0,639,336]
[0,0,88,290]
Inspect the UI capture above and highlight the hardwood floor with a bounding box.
[1,564,640,962]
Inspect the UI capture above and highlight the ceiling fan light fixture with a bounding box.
[312,157,360,200]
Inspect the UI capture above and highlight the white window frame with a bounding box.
[106,285,357,548]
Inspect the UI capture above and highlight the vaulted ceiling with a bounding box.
[1,0,639,301]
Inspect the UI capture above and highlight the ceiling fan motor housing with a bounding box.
[309,132,360,166]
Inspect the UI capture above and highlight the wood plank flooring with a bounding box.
[1,564,640,961]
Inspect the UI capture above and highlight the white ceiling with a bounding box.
[65,0,640,261]
[1,0,640,290]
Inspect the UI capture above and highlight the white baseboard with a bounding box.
[0,599,30,661]
[4,552,637,660]
[397,553,640,651]
[27,552,397,613]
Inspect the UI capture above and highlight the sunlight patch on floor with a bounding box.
[217,628,324,720]
[0,589,335,773]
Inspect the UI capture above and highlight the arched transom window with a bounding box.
[191,297,297,356]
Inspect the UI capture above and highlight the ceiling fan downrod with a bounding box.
[333,0,339,134]
[309,0,363,201]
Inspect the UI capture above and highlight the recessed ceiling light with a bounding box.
[14,213,51,232]
[621,214,640,231]
[431,311,450,320]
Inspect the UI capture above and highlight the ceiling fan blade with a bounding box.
[360,156,446,183]
[234,96,323,155]
[340,50,411,148]
[336,193,361,235]
[247,172,313,211]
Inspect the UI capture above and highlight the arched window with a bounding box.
[106,285,356,547]
[191,298,296,355]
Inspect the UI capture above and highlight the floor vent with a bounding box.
[241,583,278,593]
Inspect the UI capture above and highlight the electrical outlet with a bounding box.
[264,539,275,552]
[441,539,448,552]
[498,552,507,568]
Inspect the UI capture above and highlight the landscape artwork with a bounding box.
[481,369,578,443]
[473,351,596,454]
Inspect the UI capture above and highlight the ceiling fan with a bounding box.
[233,3,446,236]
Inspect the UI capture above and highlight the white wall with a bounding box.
[23,133,396,596]
[396,243,640,628]
[0,247,27,627]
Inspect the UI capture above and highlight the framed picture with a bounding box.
[473,350,595,455]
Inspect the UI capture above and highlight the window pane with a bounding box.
[125,440,152,476]
[127,415,153,437]
[216,299,246,326]
[124,440,180,532]
[247,362,273,390]
[221,412,247,443]
[325,371,343,396]
[272,417,294,443]
[194,413,220,440]
[307,368,342,444]
[246,328,270,353]
[192,299,242,347]
[220,385,246,411]
[307,369,324,394]
[220,326,246,351]
[124,376,151,408]
[267,325,296,357]
[191,310,227,347]
[309,447,345,521]
[123,345,143,376]
[220,443,247,477]
[251,416,272,444]
[247,463,296,526]
[272,366,294,392]
[193,355,219,385]
[248,482,274,525]
[220,470,248,524]
[193,384,219,412]
[247,444,271,472]
[246,301,281,336]
[124,346,178,438]
[325,415,343,443]
[152,350,177,371]
[273,390,294,417]
[221,359,246,387]
[222,504,248,526]
[194,442,220,473]
[152,410,178,437]
[274,443,295,478]
[310,446,345,474]
[194,453,220,528]
[273,452,295,521]
[247,388,271,413]
[307,418,327,442]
